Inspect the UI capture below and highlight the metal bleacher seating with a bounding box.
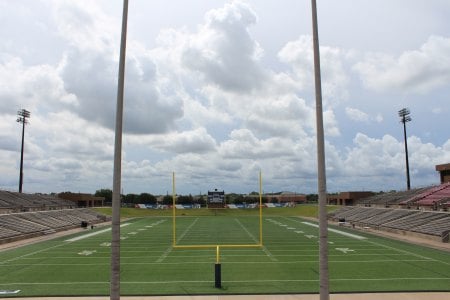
[0,190,110,244]
[0,190,75,212]
[400,182,450,208]
[0,209,109,242]
[413,214,450,236]
[0,227,21,239]
[361,187,428,207]
[330,206,450,240]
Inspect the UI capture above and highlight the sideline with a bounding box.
[301,221,366,240]
[65,223,130,242]
[2,292,450,300]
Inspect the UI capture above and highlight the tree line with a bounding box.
[94,189,202,205]
[94,189,319,206]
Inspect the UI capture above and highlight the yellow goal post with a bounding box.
[171,171,264,262]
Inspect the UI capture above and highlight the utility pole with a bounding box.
[398,108,411,190]
[17,109,30,193]
[311,1,329,299]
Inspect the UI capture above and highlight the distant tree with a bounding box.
[233,194,245,204]
[243,195,257,204]
[139,193,156,204]
[197,195,206,206]
[162,195,173,205]
[226,193,245,204]
[225,193,235,204]
[306,194,318,203]
[177,194,193,204]
[123,193,139,204]
[95,189,112,203]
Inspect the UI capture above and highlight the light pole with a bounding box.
[17,109,30,193]
[398,108,411,190]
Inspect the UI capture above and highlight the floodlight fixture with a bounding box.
[398,108,411,123]
[17,109,31,193]
[398,108,411,190]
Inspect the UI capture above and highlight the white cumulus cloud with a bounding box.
[354,35,450,93]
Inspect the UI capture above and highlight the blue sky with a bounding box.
[1,0,450,195]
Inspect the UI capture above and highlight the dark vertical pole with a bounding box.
[402,121,411,190]
[311,0,330,299]
[17,109,30,193]
[19,120,25,193]
[111,1,128,299]
[215,246,221,288]
[399,108,412,191]
[214,263,221,288]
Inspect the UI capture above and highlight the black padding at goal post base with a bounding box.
[215,263,221,288]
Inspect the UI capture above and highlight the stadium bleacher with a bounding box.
[0,208,109,244]
[401,182,450,208]
[330,206,450,242]
[0,190,110,244]
[0,190,75,213]
[360,187,428,207]
[359,183,450,212]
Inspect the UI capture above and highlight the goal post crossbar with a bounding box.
[173,244,262,249]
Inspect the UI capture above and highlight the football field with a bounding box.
[0,214,449,297]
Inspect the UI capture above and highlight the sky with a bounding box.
[1,0,450,196]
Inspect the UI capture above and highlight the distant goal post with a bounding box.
[171,171,264,251]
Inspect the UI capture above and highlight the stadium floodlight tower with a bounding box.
[17,109,30,193]
[398,108,412,190]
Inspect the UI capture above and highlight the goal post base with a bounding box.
[214,263,221,288]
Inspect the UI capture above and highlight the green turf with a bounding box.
[0,210,449,297]
[93,205,338,218]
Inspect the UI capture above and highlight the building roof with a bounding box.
[436,163,450,171]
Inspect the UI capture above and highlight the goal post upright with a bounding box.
[172,171,176,246]
[171,171,265,288]
[259,170,263,246]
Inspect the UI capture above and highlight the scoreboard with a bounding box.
[207,190,225,204]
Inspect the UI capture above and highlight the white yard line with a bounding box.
[2,277,448,286]
[0,225,134,265]
[174,217,199,244]
[234,218,278,262]
[0,258,436,268]
[301,221,366,240]
[293,218,450,267]
[155,246,173,263]
[65,223,131,242]
[364,238,448,265]
[0,243,66,265]
[157,217,199,263]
